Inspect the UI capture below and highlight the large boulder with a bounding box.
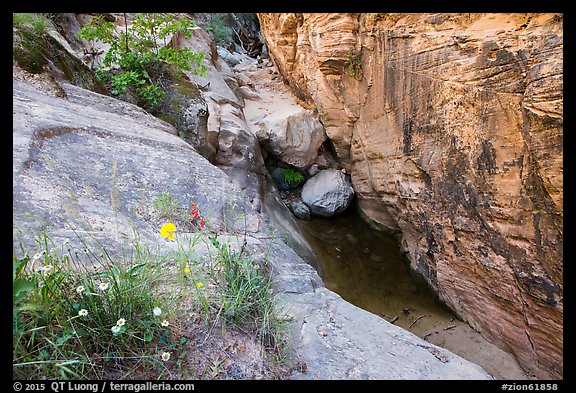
[284,198,311,220]
[253,107,327,169]
[243,69,327,169]
[169,24,269,214]
[12,78,262,252]
[169,26,260,172]
[301,169,354,217]
[150,64,214,161]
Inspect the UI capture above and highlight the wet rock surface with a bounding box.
[284,198,311,221]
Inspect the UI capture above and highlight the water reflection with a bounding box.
[295,206,528,379]
[296,207,456,332]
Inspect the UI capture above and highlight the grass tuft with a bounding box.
[13,13,53,36]
[13,200,289,379]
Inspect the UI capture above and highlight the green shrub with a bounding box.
[77,13,206,110]
[202,14,232,46]
[282,168,304,186]
[137,84,166,108]
[344,49,362,79]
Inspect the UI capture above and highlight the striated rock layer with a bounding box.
[258,13,563,379]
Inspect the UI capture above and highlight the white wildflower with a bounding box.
[40,265,53,276]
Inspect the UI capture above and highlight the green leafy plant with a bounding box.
[281,168,304,186]
[344,49,362,80]
[137,84,166,108]
[202,14,232,46]
[77,13,206,110]
[12,232,179,379]
[110,70,144,95]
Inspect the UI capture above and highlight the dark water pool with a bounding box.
[295,207,457,333]
[295,206,527,379]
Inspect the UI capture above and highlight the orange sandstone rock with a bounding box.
[258,12,563,379]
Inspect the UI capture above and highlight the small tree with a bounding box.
[78,13,206,109]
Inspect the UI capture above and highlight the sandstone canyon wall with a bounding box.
[257,13,563,379]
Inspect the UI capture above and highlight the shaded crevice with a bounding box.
[319,137,345,171]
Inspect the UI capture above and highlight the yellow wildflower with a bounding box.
[196,282,204,288]
[160,223,176,241]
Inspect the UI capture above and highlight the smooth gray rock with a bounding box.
[306,163,320,177]
[217,47,242,67]
[301,169,355,217]
[285,198,311,220]
[12,79,261,255]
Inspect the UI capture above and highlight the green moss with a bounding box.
[155,112,176,125]
[13,29,48,74]
[175,82,203,100]
[13,26,108,95]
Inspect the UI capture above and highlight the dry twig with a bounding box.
[409,314,429,329]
